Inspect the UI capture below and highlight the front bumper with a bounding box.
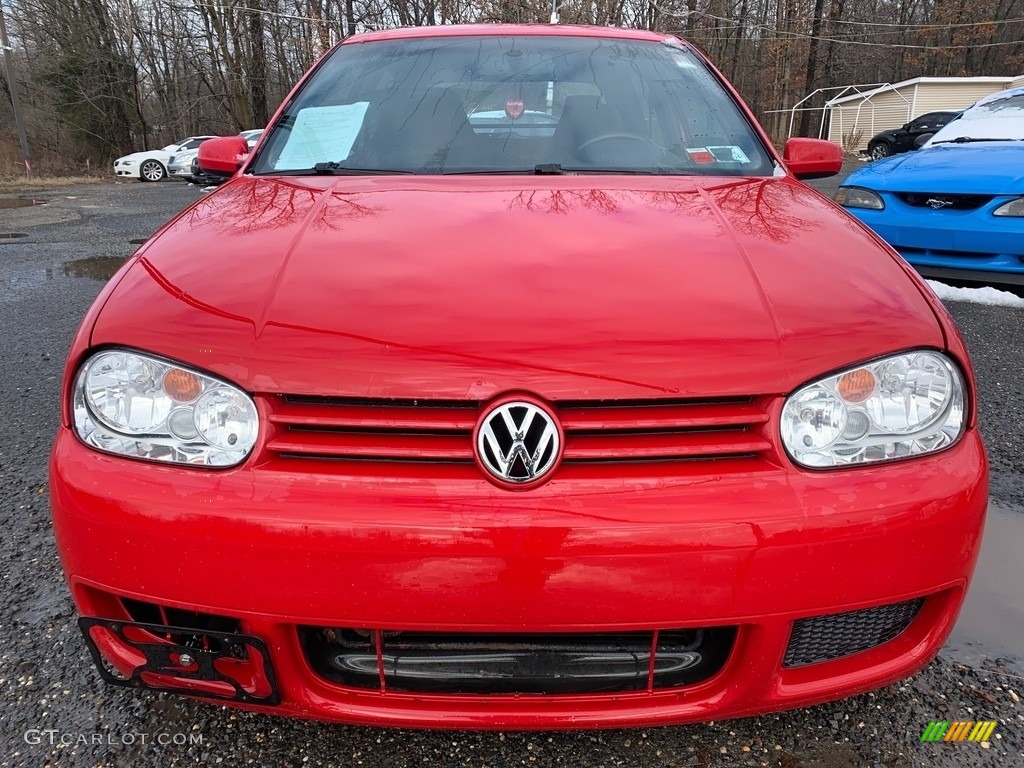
[849,201,1024,277]
[50,427,987,728]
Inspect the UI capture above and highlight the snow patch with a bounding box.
[926,280,1024,307]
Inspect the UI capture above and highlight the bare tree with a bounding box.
[2,0,1023,173]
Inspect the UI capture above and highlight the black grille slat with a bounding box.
[783,599,924,668]
[282,395,480,409]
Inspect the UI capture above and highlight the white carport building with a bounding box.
[825,76,1016,152]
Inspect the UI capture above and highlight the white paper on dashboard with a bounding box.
[275,102,370,169]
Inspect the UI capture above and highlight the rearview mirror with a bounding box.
[914,133,934,149]
[197,136,249,177]
[783,138,843,180]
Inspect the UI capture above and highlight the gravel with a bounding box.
[1,177,1022,767]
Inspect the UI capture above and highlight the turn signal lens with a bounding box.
[163,369,203,402]
[837,369,876,403]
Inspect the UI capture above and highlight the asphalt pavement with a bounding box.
[1,174,1023,767]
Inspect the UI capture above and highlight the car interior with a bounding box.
[256,37,773,176]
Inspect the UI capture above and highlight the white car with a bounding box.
[240,129,264,150]
[113,136,215,182]
[172,132,262,183]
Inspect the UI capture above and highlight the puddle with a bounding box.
[944,504,1024,671]
[0,232,29,240]
[61,256,127,280]
[1,256,128,300]
[0,198,46,209]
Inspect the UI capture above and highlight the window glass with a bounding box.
[253,36,773,176]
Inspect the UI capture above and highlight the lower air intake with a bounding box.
[783,598,924,668]
[301,627,736,694]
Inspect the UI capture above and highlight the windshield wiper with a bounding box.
[313,162,414,175]
[442,164,706,176]
[443,164,568,175]
[255,163,414,176]
[932,137,1023,145]
[559,166,696,175]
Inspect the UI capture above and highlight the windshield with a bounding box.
[924,90,1024,146]
[252,35,772,176]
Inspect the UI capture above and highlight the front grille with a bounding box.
[121,597,245,655]
[262,395,773,472]
[897,246,998,261]
[783,599,924,668]
[895,193,992,211]
[300,627,736,694]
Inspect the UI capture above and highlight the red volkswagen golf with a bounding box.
[50,24,987,729]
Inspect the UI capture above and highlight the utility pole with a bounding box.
[0,2,31,175]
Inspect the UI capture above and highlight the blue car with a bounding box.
[836,86,1024,284]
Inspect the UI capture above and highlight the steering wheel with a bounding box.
[577,132,661,153]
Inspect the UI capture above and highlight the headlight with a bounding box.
[72,349,258,467]
[835,187,884,210]
[781,351,965,468]
[993,197,1024,217]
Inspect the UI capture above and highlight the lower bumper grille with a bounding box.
[301,627,736,694]
[121,597,243,649]
[783,599,924,668]
[898,246,999,261]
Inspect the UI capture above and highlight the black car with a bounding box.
[866,111,959,160]
[189,155,225,187]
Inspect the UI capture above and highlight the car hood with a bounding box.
[117,149,171,163]
[846,143,1024,194]
[92,175,943,400]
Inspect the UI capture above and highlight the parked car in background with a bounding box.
[114,136,215,181]
[58,25,984,729]
[187,131,262,186]
[240,129,264,149]
[167,138,216,181]
[866,111,959,160]
[188,155,222,187]
[838,87,1024,284]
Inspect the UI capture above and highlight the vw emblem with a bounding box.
[475,399,561,487]
[926,198,954,210]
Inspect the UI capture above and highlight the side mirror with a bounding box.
[783,138,843,180]
[197,136,249,177]
[914,133,934,149]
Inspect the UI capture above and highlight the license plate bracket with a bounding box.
[78,616,280,705]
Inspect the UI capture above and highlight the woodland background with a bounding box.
[1,0,1023,173]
